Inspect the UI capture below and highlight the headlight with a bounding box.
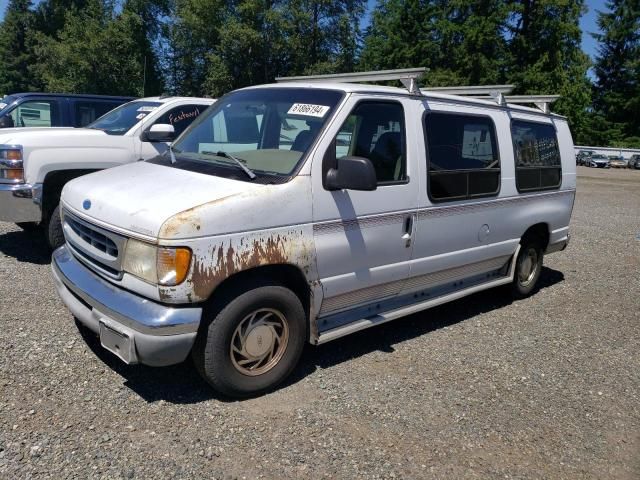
[0,145,24,182]
[122,238,192,286]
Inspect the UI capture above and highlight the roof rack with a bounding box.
[276,68,559,114]
[503,95,561,114]
[276,68,428,94]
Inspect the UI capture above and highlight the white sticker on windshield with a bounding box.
[0,103,7,110]
[287,103,330,118]
[137,106,157,112]
[136,113,147,120]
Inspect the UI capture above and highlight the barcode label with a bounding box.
[287,103,330,118]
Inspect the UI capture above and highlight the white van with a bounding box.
[51,70,575,397]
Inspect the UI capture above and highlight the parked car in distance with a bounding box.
[588,154,610,168]
[0,96,215,248]
[0,93,134,129]
[576,149,594,165]
[608,156,627,168]
[51,74,576,398]
[628,154,640,169]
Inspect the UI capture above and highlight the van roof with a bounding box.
[244,82,566,119]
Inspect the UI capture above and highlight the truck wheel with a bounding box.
[511,239,543,298]
[193,283,306,398]
[45,204,65,250]
[15,222,41,232]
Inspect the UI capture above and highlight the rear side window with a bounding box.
[512,121,561,192]
[425,112,500,201]
[154,104,206,136]
[74,101,122,127]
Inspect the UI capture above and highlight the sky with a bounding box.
[0,0,606,60]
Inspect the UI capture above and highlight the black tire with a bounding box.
[15,221,41,232]
[44,204,65,251]
[192,283,306,398]
[511,238,544,298]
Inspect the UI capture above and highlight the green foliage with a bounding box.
[0,0,637,147]
[590,0,640,146]
[31,0,150,95]
[0,0,39,93]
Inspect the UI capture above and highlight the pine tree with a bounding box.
[507,0,592,143]
[0,0,37,93]
[591,0,640,146]
[360,0,508,87]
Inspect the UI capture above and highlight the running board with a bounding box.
[316,247,520,345]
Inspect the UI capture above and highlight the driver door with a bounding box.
[311,96,420,317]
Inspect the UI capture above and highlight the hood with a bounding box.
[0,127,108,145]
[61,161,265,240]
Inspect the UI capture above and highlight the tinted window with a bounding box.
[334,102,406,184]
[74,101,122,127]
[153,104,206,137]
[9,100,60,127]
[425,112,500,201]
[512,121,561,191]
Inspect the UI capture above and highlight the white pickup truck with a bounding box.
[0,96,214,248]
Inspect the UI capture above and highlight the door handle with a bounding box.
[402,214,413,248]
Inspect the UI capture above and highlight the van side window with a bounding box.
[511,121,562,192]
[425,112,500,201]
[74,101,121,127]
[334,102,406,184]
[154,104,205,136]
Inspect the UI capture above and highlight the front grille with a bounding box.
[62,209,127,279]
[67,216,118,258]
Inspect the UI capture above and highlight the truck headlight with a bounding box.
[123,238,192,286]
[0,145,24,182]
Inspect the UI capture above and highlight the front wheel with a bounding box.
[192,284,306,398]
[511,240,543,298]
[44,204,64,251]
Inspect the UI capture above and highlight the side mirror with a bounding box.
[0,115,15,128]
[325,156,377,191]
[143,123,175,142]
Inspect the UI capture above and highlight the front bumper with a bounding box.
[0,182,42,222]
[51,245,202,366]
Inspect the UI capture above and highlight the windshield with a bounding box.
[86,100,161,135]
[170,88,343,179]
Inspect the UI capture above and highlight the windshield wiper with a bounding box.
[202,150,256,179]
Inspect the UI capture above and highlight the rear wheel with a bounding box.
[511,239,543,298]
[193,283,306,398]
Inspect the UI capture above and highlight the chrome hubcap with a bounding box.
[518,248,539,286]
[230,308,289,376]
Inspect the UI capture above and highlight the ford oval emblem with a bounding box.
[82,199,91,210]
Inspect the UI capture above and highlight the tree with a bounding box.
[507,0,592,143]
[591,0,640,146]
[32,0,152,95]
[360,0,508,87]
[0,0,38,93]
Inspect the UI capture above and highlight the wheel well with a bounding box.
[521,223,550,250]
[42,169,99,217]
[205,264,312,322]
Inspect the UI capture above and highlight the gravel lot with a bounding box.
[0,166,639,479]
